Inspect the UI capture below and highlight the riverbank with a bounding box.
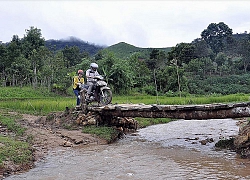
[234,120,250,158]
[0,110,109,179]
[0,105,142,179]
[1,107,250,179]
[214,118,250,158]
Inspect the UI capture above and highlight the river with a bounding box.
[5,119,250,180]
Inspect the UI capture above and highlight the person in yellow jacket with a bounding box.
[73,69,84,107]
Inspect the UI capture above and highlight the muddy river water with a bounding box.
[6,119,250,180]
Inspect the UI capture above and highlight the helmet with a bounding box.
[90,63,98,71]
[77,69,83,75]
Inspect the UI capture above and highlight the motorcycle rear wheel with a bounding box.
[100,89,112,105]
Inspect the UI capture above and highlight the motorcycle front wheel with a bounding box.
[99,89,112,105]
[80,90,88,112]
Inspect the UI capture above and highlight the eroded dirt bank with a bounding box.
[234,120,250,158]
[0,109,108,179]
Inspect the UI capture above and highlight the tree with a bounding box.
[236,38,250,73]
[5,35,23,86]
[156,65,186,93]
[0,44,9,86]
[21,26,45,59]
[201,22,233,54]
[10,55,31,87]
[127,53,151,89]
[149,49,159,60]
[167,43,196,66]
[97,51,117,84]
[215,52,228,66]
[146,49,159,70]
[109,61,133,94]
[20,27,46,88]
[62,46,82,67]
[192,38,214,59]
[185,57,214,77]
[147,49,167,70]
[39,47,55,90]
[94,50,105,61]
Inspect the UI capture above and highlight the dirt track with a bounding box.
[20,113,107,159]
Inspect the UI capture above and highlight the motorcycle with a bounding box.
[79,75,112,107]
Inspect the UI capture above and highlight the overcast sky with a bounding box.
[1,0,250,48]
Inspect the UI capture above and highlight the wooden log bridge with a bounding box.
[87,102,250,120]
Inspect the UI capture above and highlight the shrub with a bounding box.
[142,85,156,96]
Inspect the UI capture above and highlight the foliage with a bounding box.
[142,85,156,96]
[127,53,151,89]
[188,74,250,95]
[0,136,32,166]
[201,22,233,54]
[22,26,45,59]
[62,46,83,67]
[155,65,187,93]
[236,38,250,72]
[167,43,196,66]
[1,24,250,96]
[109,62,133,94]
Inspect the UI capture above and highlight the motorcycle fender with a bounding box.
[100,86,110,91]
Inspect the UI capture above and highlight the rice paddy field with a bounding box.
[0,87,250,115]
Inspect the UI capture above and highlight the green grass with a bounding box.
[0,114,32,167]
[135,117,173,128]
[112,93,250,105]
[0,86,75,115]
[82,125,119,142]
[0,115,26,136]
[0,86,74,115]
[0,86,60,99]
[0,98,76,115]
[0,136,32,166]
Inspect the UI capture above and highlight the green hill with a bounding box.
[105,42,172,59]
[44,39,172,59]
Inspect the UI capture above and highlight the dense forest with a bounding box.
[45,36,104,56]
[1,22,250,96]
